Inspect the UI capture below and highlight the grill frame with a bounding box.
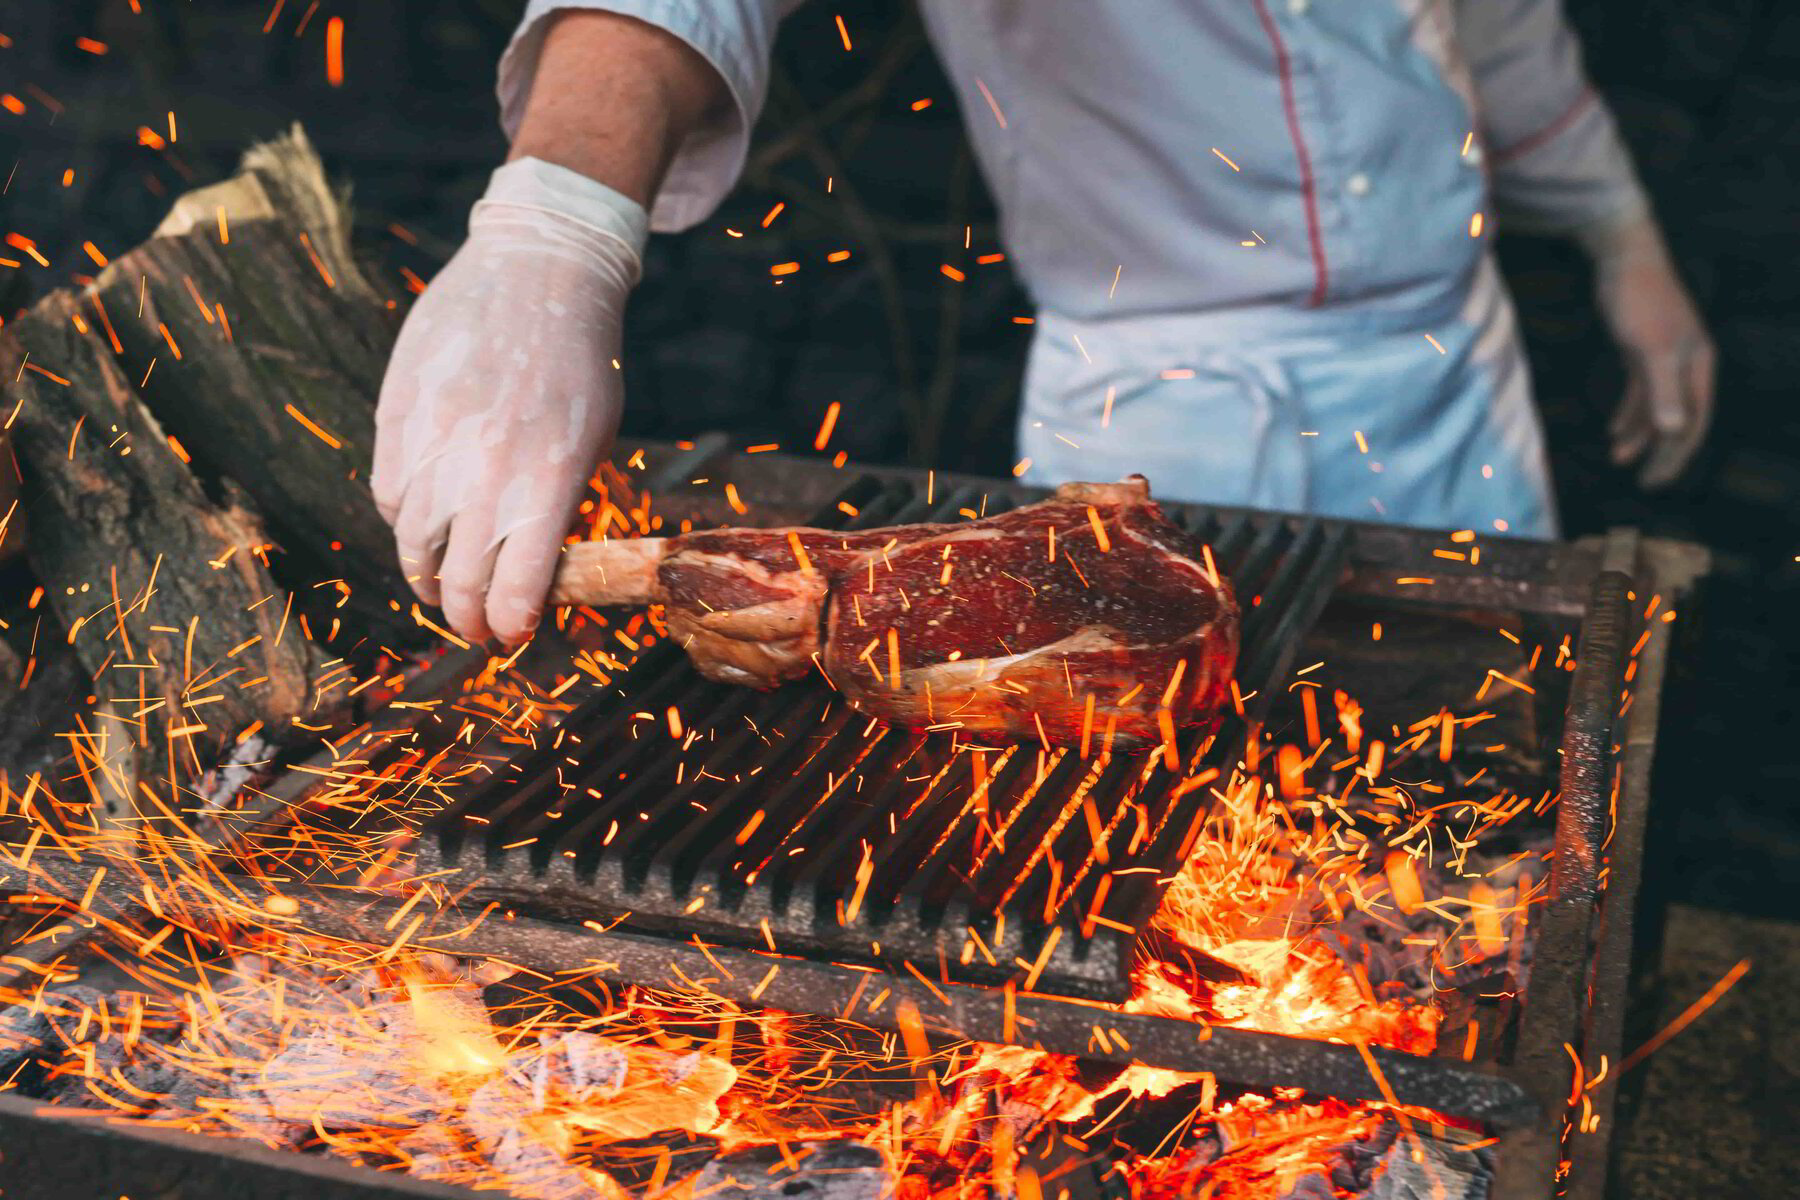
[0,439,1708,1200]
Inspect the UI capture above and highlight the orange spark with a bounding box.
[974,78,1008,128]
[1086,506,1111,553]
[325,16,345,86]
[1621,958,1752,1073]
[298,232,335,287]
[1385,850,1423,915]
[283,403,342,448]
[787,532,814,574]
[812,401,841,451]
[5,233,48,266]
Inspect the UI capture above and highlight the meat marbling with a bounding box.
[549,478,1237,746]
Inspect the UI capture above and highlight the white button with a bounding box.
[1464,144,1485,167]
[1287,0,1310,14]
[1346,172,1371,196]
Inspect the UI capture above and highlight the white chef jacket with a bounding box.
[498,1,1648,539]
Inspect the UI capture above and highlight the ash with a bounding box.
[0,956,733,1199]
[0,954,1497,1200]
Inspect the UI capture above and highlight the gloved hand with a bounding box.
[372,158,647,645]
[1583,213,1716,489]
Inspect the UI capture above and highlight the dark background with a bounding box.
[2,0,1795,922]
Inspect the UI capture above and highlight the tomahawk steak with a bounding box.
[550,479,1237,746]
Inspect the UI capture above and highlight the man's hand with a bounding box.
[372,161,642,645]
[1585,214,1716,490]
[371,11,723,645]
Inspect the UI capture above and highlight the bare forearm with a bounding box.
[508,10,725,206]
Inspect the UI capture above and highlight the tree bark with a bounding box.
[85,126,411,642]
[5,287,322,814]
[0,125,414,813]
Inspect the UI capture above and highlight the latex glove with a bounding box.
[373,158,647,645]
[1583,214,1716,489]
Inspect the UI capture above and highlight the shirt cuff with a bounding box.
[477,157,650,283]
[1487,93,1651,238]
[498,1,784,233]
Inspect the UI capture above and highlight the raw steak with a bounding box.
[550,479,1237,746]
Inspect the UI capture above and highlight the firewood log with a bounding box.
[5,286,322,812]
[65,127,410,641]
[0,125,412,813]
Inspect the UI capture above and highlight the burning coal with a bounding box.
[0,953,1493,1200]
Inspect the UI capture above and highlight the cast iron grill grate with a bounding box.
[419,476,1351,1000]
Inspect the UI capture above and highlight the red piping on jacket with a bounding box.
[1489,87,1597,166]
[1251,0,1330,307]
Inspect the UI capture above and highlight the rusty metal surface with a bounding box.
[1491,559,1637,1199]
[1564,539,1710,1200]
[1335,529,1608,619]
[21,845,1539,1129]
[0,1092,470,1200]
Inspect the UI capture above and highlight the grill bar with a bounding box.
[1491,565,1636,1200]
[21,850,1540,1129]
[419,477,1352,998]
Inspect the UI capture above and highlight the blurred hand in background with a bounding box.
[1586,214,1716,490]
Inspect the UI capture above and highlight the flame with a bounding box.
[399,969,507,1077]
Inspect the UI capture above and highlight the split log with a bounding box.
[65,126,411,642]
[0,125,415,807]
[4,285,322,810]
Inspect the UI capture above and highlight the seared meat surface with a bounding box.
[551,479,1238,745]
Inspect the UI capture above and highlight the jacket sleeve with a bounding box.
[1453,0,1650,237]
[499,1,802,233]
